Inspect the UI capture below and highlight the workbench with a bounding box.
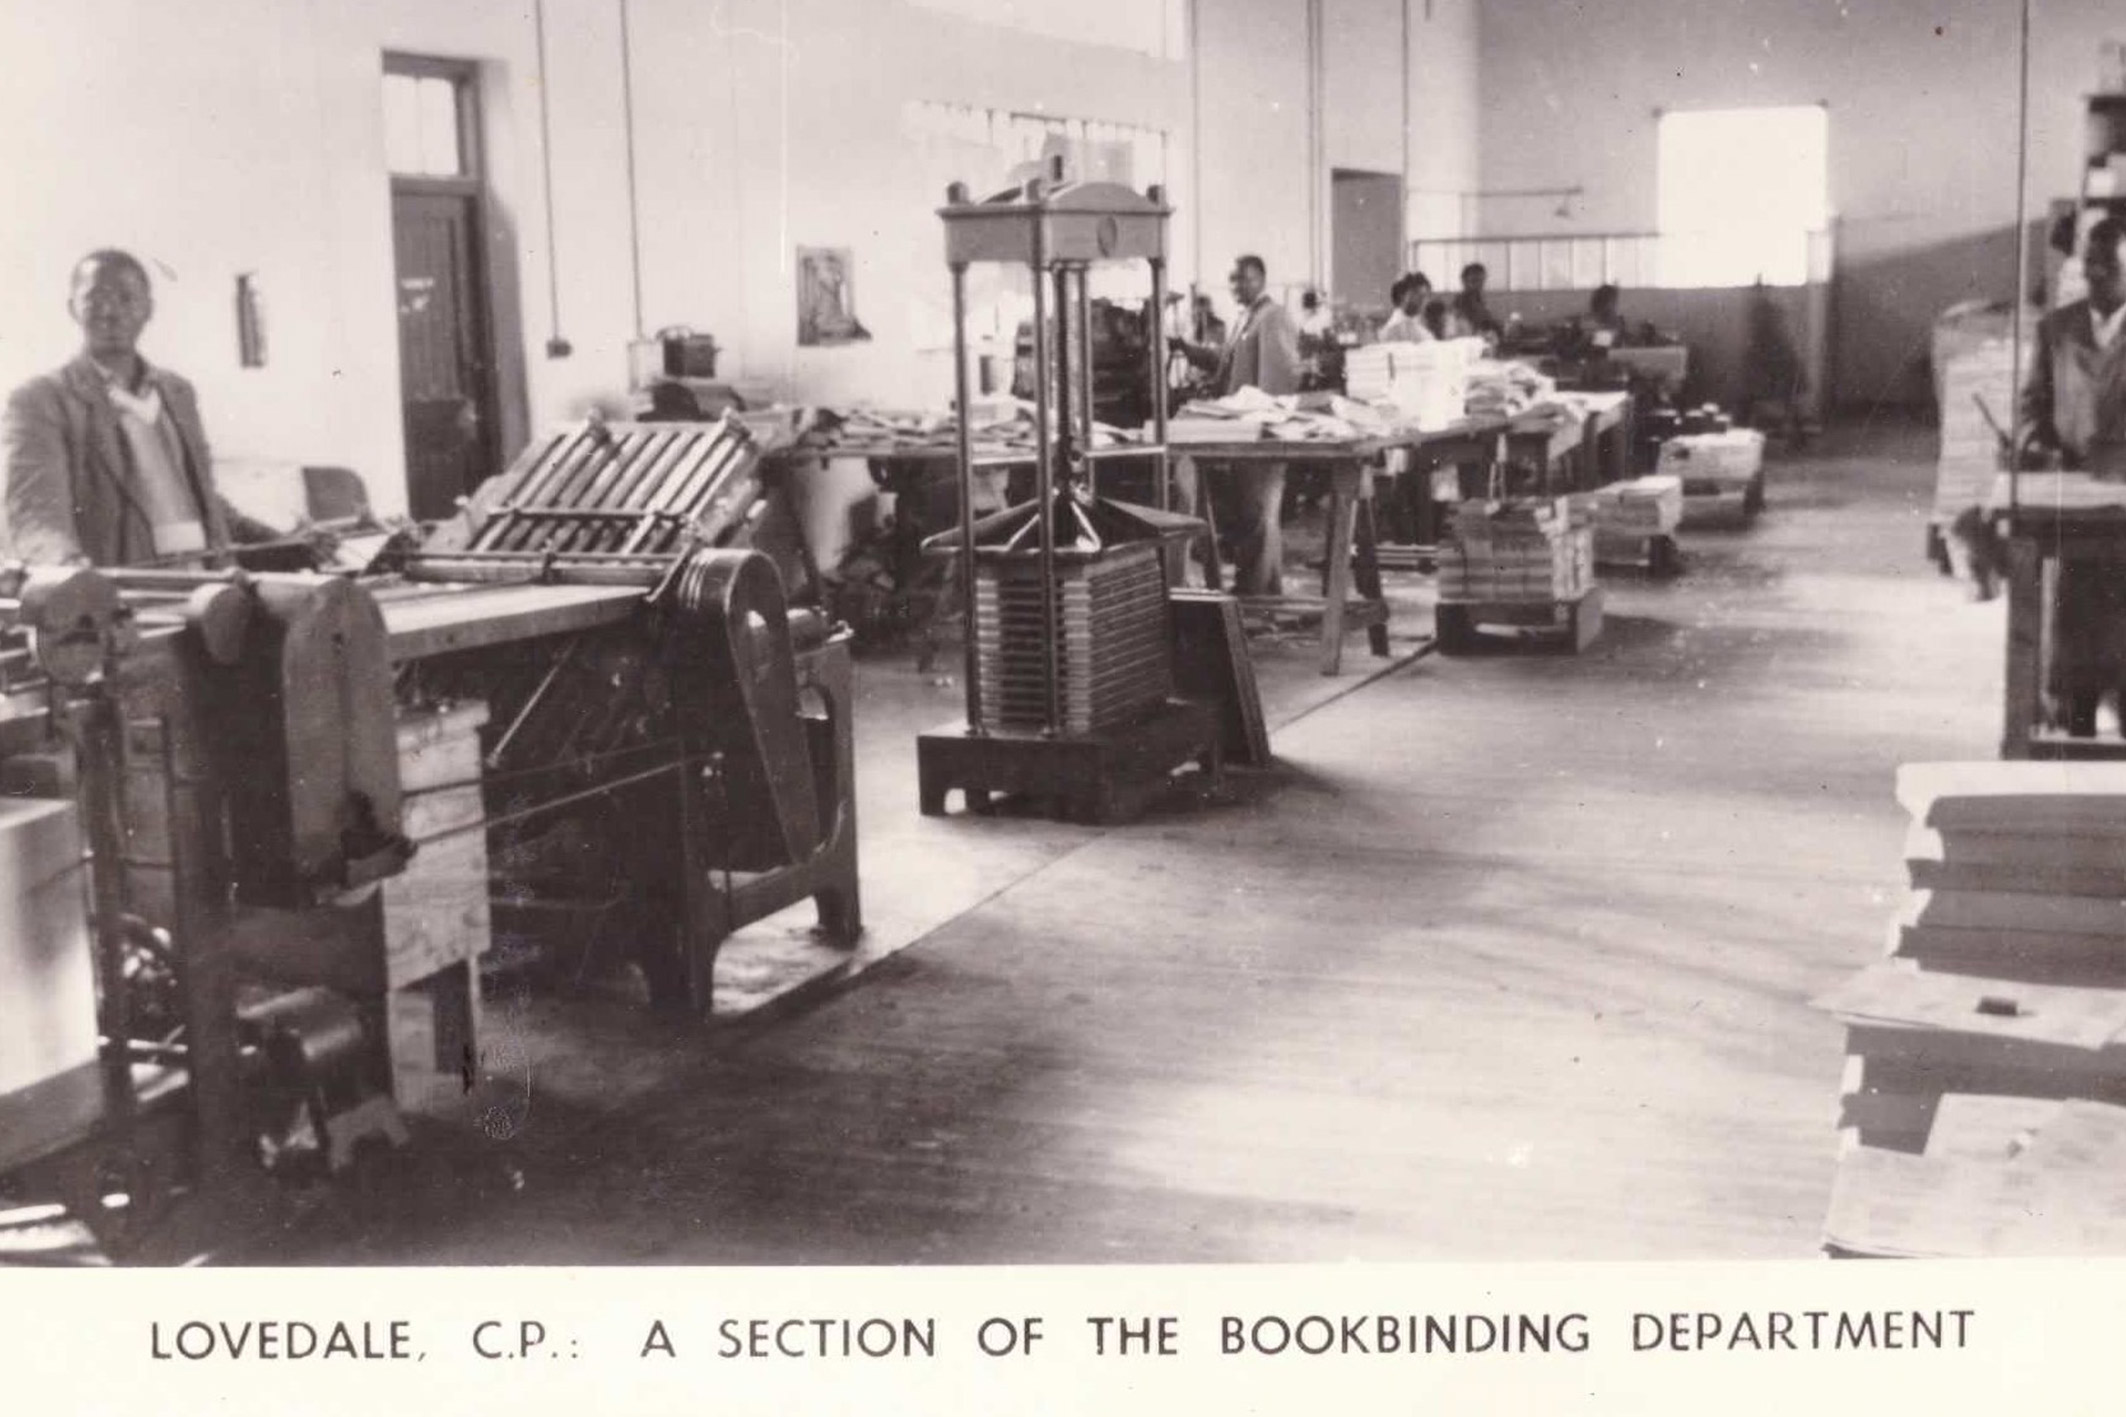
[1171,437,1398,675]
[1997,486,2126,760]
[1504,391,1634,495]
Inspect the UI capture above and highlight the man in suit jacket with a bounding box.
[2020,216,2126,735]
[3,249,276,567]
[1179,254,1302,594]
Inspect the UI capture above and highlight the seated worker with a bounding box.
[1451,261,1503,343]
[2017,214,2126,735]
[3,249,280,566]
[1191,293,1229,350]
[1378,273,1437,344]
[1298,288,1333,342]
[1584,283,1628,350]
[1175,253,1302,595]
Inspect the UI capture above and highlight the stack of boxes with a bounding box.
[1813,761,2126,1255]
[1437,497,1594,605]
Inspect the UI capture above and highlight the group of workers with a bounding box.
[9,221,2126,736]
[1375,264,1504,346]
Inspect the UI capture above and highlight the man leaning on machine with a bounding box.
[2,248,282,568]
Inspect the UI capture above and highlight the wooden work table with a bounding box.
[1996,483,2126,760]
[1504,391,1634,495]
[1171,434,1412,675]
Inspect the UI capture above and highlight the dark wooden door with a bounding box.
[392,189,495,520]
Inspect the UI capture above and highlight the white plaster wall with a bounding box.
[1475,0,2125,407]
[0,0,1476,517]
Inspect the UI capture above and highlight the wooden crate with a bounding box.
[387,960,482,1115]
[384,704,491,989]
[384,704,491,1113]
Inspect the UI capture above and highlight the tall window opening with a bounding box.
[1657,105,1828,287]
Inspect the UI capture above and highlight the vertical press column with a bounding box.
[1149,256,1171,511]
[1073,266,1097,500]
[949,257,983,735]
[1030,222,1061,737]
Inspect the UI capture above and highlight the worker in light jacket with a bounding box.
[3,249,277,566]
[1175,253,1302,595]
[2019,215,2126,735]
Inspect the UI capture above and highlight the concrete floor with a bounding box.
[263,419,2004,1265]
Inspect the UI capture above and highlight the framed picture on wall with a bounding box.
[797,245,871,346]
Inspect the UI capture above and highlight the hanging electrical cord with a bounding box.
[2007,0,2032,518]
[534,0,571,357]
[618,0,646,340]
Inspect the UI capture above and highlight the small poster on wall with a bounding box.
[797,246,870,346]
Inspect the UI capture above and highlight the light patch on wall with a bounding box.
[1657,105,1829,287]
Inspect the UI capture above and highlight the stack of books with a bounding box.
[1344,338,1479,429]
[1812,761,2126,1256]
[1585,475,1684,541]
[1437,497,1594,604]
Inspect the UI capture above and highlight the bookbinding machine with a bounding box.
[0,413,858,1258]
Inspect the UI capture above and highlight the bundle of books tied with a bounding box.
[1585,475,1684,540]
[1437,496,1593,604]
[1812,761,2126,1256]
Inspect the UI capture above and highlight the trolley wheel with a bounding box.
[1742,473,1766,518]
[1647,535,1681,579]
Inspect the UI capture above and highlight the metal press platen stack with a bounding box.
[975,540,1171,735]
[916,165,1223,823]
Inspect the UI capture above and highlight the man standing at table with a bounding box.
[3,249,277,566]
[1178,254,1301,595]
[2018,215,2126,735]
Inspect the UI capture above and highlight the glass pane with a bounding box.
[1657,105,1826,286]
[417,76,463,177]
[382,73,424,174]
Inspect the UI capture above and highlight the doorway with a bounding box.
[1331,169,1404,310]
[385,56,501,521]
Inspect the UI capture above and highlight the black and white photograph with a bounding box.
[2,0,2126,1408]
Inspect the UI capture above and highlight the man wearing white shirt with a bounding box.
[3,249,276,566]
[2019,216,2126,736]
[1377,273,1436,345]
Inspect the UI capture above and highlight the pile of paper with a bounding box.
[1462,359,1556,418]
[1823,1099,2126,1257]
[1810,761,2126,1256]
[1437,496,1594,604]
[1170,387,1397,444]
[1343,338,1480,429]
[809,401,1131,457]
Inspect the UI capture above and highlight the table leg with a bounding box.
[1320,482,1357,675]
[2002,537,2043,759]
[1179,454,1225,592]
[1354,487,1390,659]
